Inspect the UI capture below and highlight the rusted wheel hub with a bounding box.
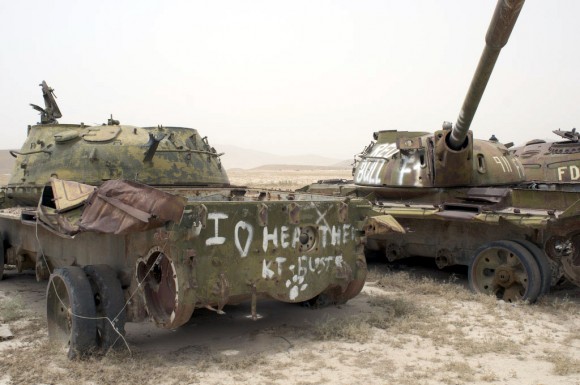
[468,240,542,302]
[136,247,194,329]
[495,266,514,286]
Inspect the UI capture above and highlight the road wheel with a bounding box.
[46,266,97,359]
[84,265,127,353]
[469,240,542,303]
[512,240,551,296]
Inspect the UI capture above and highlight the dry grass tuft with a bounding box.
[0,333,273,384]
[542,350,580,375]
[367,295,420,319]
[365,266,386,282]
[479,369,499,382]
[0,342,206,385]
[536,295,578,317]
[440,360,475,383]
[207,351,270,370]
[365,273,531,358]
[313,296,419,343]
[455,335,522,356]
[376,271,474,302]
[313,314,374,343]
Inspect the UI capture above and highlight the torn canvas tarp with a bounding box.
[38,179,185,236]
[79,180,185,235]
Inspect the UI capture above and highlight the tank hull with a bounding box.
[0,183,372,331]
[301,180,580,293]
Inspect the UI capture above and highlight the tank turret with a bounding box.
[511,128,580,190]
[353,0,526,188]
[5,82,230,206]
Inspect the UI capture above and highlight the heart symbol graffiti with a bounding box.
[235,221,254,258]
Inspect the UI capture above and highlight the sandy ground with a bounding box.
[0,169,579,385]
[227,167,352,191]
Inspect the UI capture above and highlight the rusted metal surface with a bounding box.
[13,173,385,327]
[1,176,388,342]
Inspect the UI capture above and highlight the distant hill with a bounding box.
[216,144,347,170]
[243,164,348,171]
[330,158,355,169]
[0,146,350,178]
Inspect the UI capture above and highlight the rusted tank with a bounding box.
[0,82,398,358]
[300,0,580,301]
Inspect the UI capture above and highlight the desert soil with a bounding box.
[0,169,579,385]
[227,166,352,191]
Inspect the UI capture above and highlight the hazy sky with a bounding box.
[0,1,578,159]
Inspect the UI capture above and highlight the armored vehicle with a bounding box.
[0,82,398,358]
[300,0,580,301]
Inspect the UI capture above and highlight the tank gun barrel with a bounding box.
[448,0,525,150]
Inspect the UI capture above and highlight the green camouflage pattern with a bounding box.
[5,122,229,206]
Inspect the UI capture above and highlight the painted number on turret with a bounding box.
[355,143,399,185]
[493,156,524,178]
